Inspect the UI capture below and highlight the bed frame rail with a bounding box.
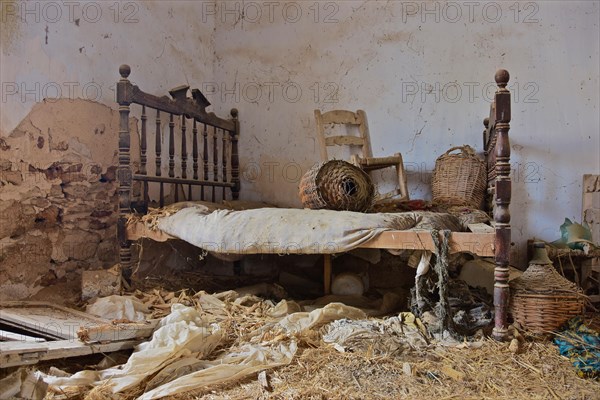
[116,64,240,276]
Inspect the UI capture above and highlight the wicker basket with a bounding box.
[510,254,585,334]
[431,145,487,209]
[299,160,375,212]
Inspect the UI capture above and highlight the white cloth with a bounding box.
[157,207,418,254]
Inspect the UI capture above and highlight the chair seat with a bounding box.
[315,109,409,204]
[355,155,403,170]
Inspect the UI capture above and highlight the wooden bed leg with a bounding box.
[492,69,511,341]
[117,65,133,278]
[324,254,332,295]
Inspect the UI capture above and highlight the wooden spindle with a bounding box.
[192,120,199,180]
[213,126,218,202]
[140,106,147,175]
[155,110,162,176]
[117,65,132,277]
[140,105,149,205]
[222,129,228,199]
[190,119,198,199]
[231,109,240,200]
[168,114,175,201]
[181,116,187,179]
[202,123,208,201]
[168,114,175,178]
[492,69,511,342]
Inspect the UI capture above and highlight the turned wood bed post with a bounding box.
[231,108,240,200]
[116,64,133,278]
[492,69,512,341]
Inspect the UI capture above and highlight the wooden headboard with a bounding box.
[115,64,240,274]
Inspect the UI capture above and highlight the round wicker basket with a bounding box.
[299,160,375,212]
[431,145,487,209]
[509,245,585,334]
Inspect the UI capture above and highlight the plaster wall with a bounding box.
[210,1,600,265]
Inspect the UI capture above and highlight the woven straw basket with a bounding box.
[299,160,375,212]
[431,145,487,209]
[510,263,584,334]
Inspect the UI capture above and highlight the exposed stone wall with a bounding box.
[0,99,138,300]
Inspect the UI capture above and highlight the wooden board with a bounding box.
[127,220,495,257]
[468,223,495,234]
[0,338,140,368]
[361,231,495,257]
[0,329,46,343]
[582,175,599,303]
[0,302,109,340]
[583,174,599,243]
[127,220,174,242]
[77,320,159,343]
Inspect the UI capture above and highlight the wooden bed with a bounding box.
[115,65,512,340]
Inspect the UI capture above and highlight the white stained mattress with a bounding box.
[155,206,461,255]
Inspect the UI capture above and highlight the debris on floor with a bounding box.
[553,316,600,379]
[1,286,599,399]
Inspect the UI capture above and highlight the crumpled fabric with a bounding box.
[86,295,151,322]
[42,294,367,399]
[323,312,430,354]
[553,317,600,379]
[43,304,224,392]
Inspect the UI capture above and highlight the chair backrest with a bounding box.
[314,109,373,162]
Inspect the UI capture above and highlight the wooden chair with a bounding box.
[314,109,409,203]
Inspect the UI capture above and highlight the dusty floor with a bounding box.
[39,310,600,400]
[76,337,599,400]
[5,283,599,400]
[192,344,599,400]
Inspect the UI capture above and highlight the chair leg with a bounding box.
[395,152,410,201]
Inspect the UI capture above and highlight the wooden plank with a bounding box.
[0,302,109,340]
[127,222,494,256]
[0,339,140,368]
[320,110,360,125]
[468,223,495,233]
[77,320,159,343]
[360,156,403,167]
[0,329,46,343]
[324,135,364,146]
[126,220,174,241]
[361,231,495,257]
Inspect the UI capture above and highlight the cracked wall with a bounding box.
[0,1,598,289]
[0,99,140,299]
[0,1,216,298]
[210,1,599,266]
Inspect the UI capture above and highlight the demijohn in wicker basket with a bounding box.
[509,242,585,334]
[431,145,487,209]
[299,160,375,212]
